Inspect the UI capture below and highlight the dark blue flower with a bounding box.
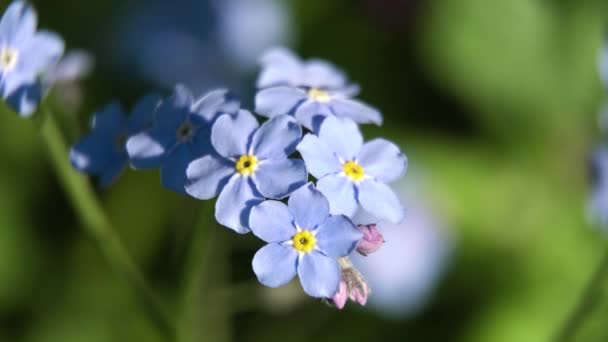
[70,94,161,186]
[126,85,240,193]
[186,110,307,233]
[297,116,407,223]
[0,1,64,116]
[254,47,381,131]
[250,183,363,298]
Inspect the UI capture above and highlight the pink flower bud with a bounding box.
[356,224,384,256]
[348,280,369,305]
[331,279,348,309]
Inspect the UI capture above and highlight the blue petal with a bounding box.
[249,200,297,243]
[191,88,240,122]
[185,154,234,200]
[329,97,382,125]
[315,215,362,257]
[317,116,362,161]
[317,174,358,217]
[250,115,301,160]
[357,180,404,223]
[91,102,127,131]
[160,144,192,193]
[0,2,36,45]
[215,175,263,233]
[4,82,41,116]
[126,128,174,169]
[211,111,258,159]
[18,31,65,77]
[254,86,306,118]
[293,100,333,131]
[357,138,407,183]
[70,131,116,174]
[128,93,162,133]
[297,251,340,298]
[287,183,330,229]
[252,243,298,288]
[301,59,347,89]
[98,158,127,187]
[254,158,307,199]
[257,47,302,88]
[297,134,341,179]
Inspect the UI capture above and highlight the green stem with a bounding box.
[40,106,175,338]
[555,248,608,341]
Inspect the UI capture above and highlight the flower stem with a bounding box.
[40,106,175,338]
[555,247,608,341]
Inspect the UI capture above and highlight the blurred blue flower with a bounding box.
[297,116,407,222]
[255,47,381,130]
[126,85,239,193]
[250,183,362,298]
[70,95,161,186]
[0,1,64,116]
[589,146,608,227]
[186,111,307,233]
[43,49,94,112]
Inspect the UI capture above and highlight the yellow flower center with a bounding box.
[0,47,18,71]
[235,154,258,175]
[307,88,331,103]
[343,161,365,182]
[292,230,316,253]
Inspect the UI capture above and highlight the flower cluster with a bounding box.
[0,1,409,306]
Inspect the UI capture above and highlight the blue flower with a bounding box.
[254,47,381,131]
[297,116,407,223]
[70,95,161,186]
[249,183,362,298]
[126,85,239,193]
[0,1,64,116]
[186,110,307,233]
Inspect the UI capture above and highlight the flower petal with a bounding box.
[317,116,362,161]
[315,215,362,257]
[4,82,41,116]
[185,154,234,200]
[297,133,341,179]
[357,180,404,223]
[293,100,333,131]
[249,200,297,243]
[254,158,307,199]
[297,251,340,298]
[91,102,126,131]
[254,86,307,118]
[160,144,192,193]
[211,111,258,159]
[191,88,240,122]
[98,158,127,188]
[128,93,162,133]
[329,98,382,125]
[252,243,298,288]
[301,59,347,89]
[251,115,301,159]
[357,138,407,183]
[317,174,358,217]
[257,47,302,88]
[215,175,263,233]
[126,128,174,169]
[0,2,36,45]
[70,131,116,174]
[287,183,330,229]
[18,30,65,77]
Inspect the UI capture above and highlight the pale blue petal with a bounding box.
[249,200,297,243]
[317,116,362,161]
[317,174,358,217]
[287,183,329,229]
[301,59,347,89]
[185,154,234,200]
[0,2,36,45]
[191,88,240,122]
[357,138,407,183]
[257,47,302,88]
[252,243,298,288]
[315,215,362,257]
[211,111,258,159]
[296,134,341,179]
[250,115,301,160]
[18,31,65,76]
[357,180,404,223]
[160,144,192,193]
[297,252,340,298]
[126,128,174,169]
[254,159,307,199]
[293,100,333,131]
[329,98,382,125]
[254,86,307,118]
[215,175,263,233]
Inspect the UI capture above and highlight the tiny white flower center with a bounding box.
[0,47,18,72]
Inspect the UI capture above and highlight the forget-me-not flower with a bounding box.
[0,1,64,116]
[70,95,160,186]
[186,110,307,233]
[254,47,381,131]
[250,183,363,298]
[126,85,239,193]
[297,116,407,223]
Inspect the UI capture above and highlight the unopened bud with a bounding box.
[325,257,371,309]
[356,224,384,256]
[331,279,348,309]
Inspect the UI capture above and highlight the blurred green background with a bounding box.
[1,0,608,341]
